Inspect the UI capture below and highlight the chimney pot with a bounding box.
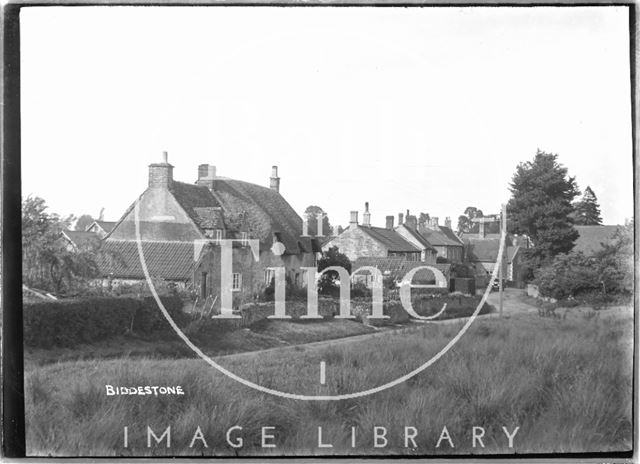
[363,202,371,227]
[162,151,168,164]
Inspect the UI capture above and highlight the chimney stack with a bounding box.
[363,202,371,227]
[349,211,359,228]
[385,215,394,230]
[196,163,217,190]
[406,215,418,230]
[148,151,174,189]
[270,166,280,193]
[445,217,452,229]
[398,212,404,225]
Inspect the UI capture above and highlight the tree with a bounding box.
[456,206,498,234]
[75,214,95,231]
[317,246,351,294]
[507,150,579,264]
[572,186,603,225]
[304,205,332,236]
[22,196,100,294]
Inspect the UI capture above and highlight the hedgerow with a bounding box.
[23,295,187,348]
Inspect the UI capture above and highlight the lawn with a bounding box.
[24,306,632,456]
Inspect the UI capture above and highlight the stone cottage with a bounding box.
[321,203,422,262]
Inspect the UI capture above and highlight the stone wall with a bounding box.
[322,226,387,261]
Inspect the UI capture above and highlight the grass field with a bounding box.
[24,306,633,456]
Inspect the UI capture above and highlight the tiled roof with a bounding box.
[464,236,519,263]
[352,257,451,280]
[93,221,116,233]
[420,226,464,247]
[398,225,437,251]
[61,229,100,248]
[359,226,421,253]
[98,240,196,280]
[574,225,622,255]
[438,226,465,245]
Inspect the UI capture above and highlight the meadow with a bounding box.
[24,306,633,457]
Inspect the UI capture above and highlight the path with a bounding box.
[216,288,538,362]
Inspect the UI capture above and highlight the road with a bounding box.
[215,288,537,362]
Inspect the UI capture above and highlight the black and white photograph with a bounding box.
[2,3,636,459]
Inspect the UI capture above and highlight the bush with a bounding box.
[24,295,191,348]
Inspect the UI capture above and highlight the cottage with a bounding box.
[321,203,422,262]
[99,152,321,309]
[417,217,464,263]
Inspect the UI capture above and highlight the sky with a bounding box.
[20,6,633,228]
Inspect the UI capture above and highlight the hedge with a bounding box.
[24,295,188,348]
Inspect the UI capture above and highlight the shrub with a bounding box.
[23,295,191,348]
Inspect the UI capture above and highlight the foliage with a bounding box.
[262,275,308,302]
[23,295,187,348]
[534,252,601,300]
[317,246,351,294]
[23,196,90,294]
[507,150,579,263]
[75,214,95,231]
[572,186,603,226]
[534,222,633,301]
[456,206,499,234]
[304,205,332,235]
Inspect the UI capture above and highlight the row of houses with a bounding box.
[62,153,622,308]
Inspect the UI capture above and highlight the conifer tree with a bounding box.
[573,186,603,225]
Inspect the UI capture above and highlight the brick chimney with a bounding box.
[270,166,280,193]
[196,163,216,190]
[363,202,371,227]
[349,211,359,228]
[385,215,394,230]
[406,215,418,230]
[149,151,173,189]
[444,217,452,229]
[398,212,404,225]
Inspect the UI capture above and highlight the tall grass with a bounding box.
[25,309,632,456]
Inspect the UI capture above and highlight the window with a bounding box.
[232,273,242,292]
[264,268,275,286]
[240,231,249,246]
